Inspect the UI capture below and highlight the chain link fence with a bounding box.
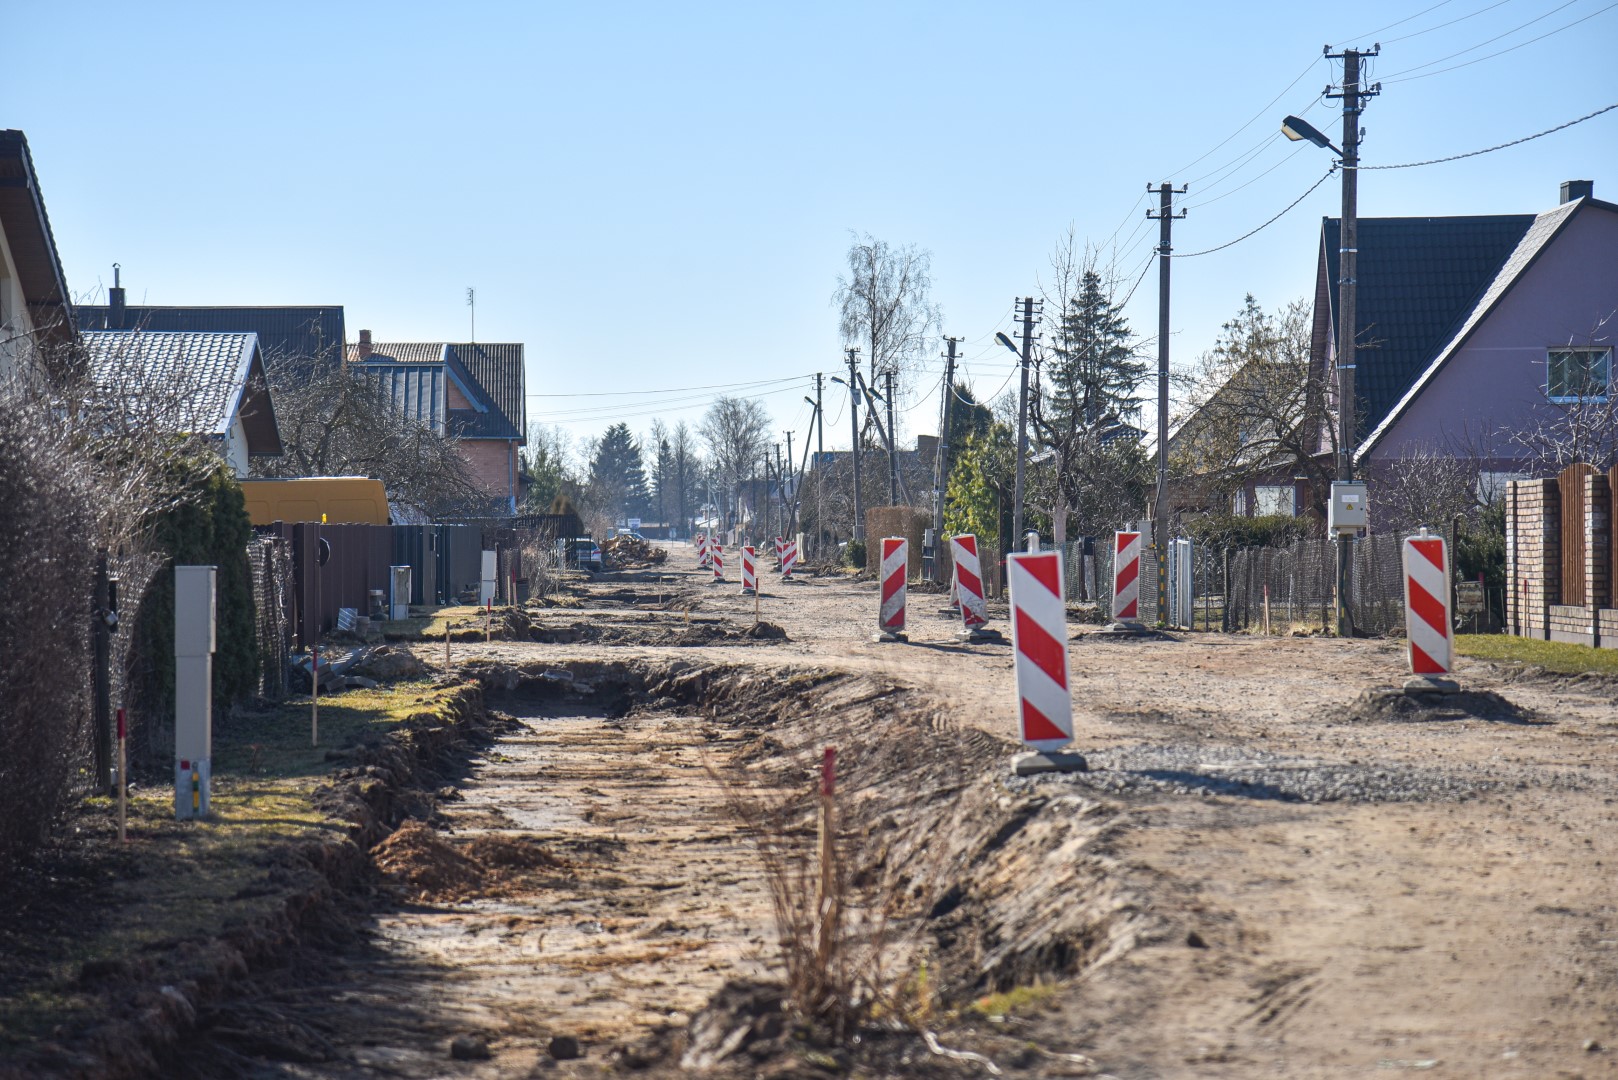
[1041,528,1449,636]
[248,536,293,701]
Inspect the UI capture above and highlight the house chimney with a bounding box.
[1561,180,1593,204]
[357,328,373,359]
[108,263,126,330]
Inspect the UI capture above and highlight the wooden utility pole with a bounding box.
[815,372,825,555]
[1011,297,1037,548]
[1326,44,1378,637]
[934,336,960,580]
[1147,182,1186,626]
[846,347,864,542]
[92,550,113,794]
[883,370,899,505]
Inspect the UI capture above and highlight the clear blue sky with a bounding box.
[9,0,1616,465]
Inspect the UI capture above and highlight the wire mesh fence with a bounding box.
[248,536,294,701]
[1039,528,1451,637]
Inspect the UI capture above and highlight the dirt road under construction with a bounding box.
[210,545,1618,1078]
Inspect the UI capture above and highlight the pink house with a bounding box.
[346,331,527,516]
[1337,181,1617,483]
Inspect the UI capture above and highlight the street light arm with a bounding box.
[1281,114,1344,157]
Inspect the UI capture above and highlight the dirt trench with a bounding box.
[171,659,1143,1078]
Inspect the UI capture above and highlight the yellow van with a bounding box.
[239,477,390,526]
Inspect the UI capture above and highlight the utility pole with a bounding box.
[1147,182,1187,627]
[775,442,788,539]
[934,336,960,580]
[92,550,113,793]
[1011,297,1038,550]
[846,347,864,542]
[815,372,825,555]
[784,430,794,538]
[1327,44,1379,637]
[882,370,899,505]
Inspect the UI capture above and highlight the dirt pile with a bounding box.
[1341,686,1537,724]
[351,645,428,682]
[371,820,483,901]
[604,535,667,567]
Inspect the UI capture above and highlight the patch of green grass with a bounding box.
[383,604,486,642]
[1456,634,1618,676]
[968,981,1061,1019]
[0,679,475,1054]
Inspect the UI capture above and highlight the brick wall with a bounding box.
[459,439,517,507]
[1585,471,1611,611]
[1506,478,1560,638]
[1599,608,1618,650]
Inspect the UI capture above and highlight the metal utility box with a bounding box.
[173,565,216,820]
[174,565,217,657]
[389,565,411,621]
[1328,481,1369,532]
[479,550,497,606]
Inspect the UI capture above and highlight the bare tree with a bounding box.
[1170,295,1336,517]
[833,234,942,403]
[701,396,770,528]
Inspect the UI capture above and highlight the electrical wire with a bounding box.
[527,373,806,399]
[1380,0,1516,42]
[1181,144,1306,211]
[1162,57,1326,179]
[1334,0,1459,44]
[1363,101,1618,168]
[1381,0,1609,81]
[1116,248,1158,310]
[1171,167,1337,259]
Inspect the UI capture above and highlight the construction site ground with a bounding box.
[6,542,1618,1080]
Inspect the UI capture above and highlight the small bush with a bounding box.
[843,539,866,569]
[1182,511,1315,549]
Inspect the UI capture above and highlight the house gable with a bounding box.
[1360,197,1618,468]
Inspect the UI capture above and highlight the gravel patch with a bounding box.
[1010,742,1597,804]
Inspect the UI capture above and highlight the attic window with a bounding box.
[1547,347,1611,402]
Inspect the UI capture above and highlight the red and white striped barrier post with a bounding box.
[1402,529,1458,691]
[774,536,785,569]
[711,543,725,583]
[1008,550,1086,774]
[950,534,992,639]
[875,537,908,642]
[695,532,708,567]
[781,537,799,580]
[1111,530,1142,625]
[740,544,757,595]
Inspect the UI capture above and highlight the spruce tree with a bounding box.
[588,422,649,521]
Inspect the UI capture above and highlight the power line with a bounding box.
[1334,0,1459,44]
[1363,101,1618,168]
[1182,144,1306,210]
[1162,57,1325,178]
[1171,168,1337,259]
[1381,0,1515,43]
[527,373,806,398]
[1381,0,1611,81]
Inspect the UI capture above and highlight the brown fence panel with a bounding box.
[1560,463,1594,606]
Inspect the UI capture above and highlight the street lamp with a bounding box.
[1279,47,1377,638]
[994,330,1032,549]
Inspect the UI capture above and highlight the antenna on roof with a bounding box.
[466,287,475,343]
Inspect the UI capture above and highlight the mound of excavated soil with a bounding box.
[1342,687,1536,725]
[461,833,563,871]
[745,621,788,640]
[371,820,483,901]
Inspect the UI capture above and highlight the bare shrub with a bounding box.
[710,759,922,1042]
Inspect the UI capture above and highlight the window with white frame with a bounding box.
[1254,484,1295,517]
[1547,347,1611,402]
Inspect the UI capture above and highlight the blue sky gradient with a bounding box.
[9,0,1616,459]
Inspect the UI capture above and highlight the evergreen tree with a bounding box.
[944,422,1014,552]
[587,422,649,521]
[1046,270,1147,430]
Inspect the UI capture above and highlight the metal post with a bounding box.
[1147,183,1186,627]
[815,372,825,555]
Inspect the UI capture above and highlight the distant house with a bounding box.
[77,292,346,377]
[345,330,526,515]
[81,330,283,477]
[1352,181,1618,481]
[1184,179,1617,520]
[0,130,75,376]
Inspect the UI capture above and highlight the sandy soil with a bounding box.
[239,543,1618,1077]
